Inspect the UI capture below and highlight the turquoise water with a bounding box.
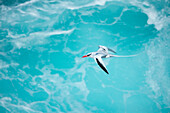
[0,0,170,112]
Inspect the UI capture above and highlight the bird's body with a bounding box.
[82,45,117,74]
[82,45,136,74]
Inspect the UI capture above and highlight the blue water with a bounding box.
[0,0,170,113]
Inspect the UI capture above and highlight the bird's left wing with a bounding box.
[94,56,109,74]
[97,45,109,54]
[98,45,116,54]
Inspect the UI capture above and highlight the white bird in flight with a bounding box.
[82,45,136,74]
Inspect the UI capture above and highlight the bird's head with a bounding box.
[82,53,92,58]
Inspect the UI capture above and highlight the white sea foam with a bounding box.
[129,0,168,30]
[0,97,12,102]
[80,7,128,26]
[37,64,89,109]
[0,5,12,13]
[8,28,75,49]
[0,60,9,69]
[15,0,38,8]
[1,0,168,31]
[59,0,109,10]
[30,28,75,37]
[144,31,170,108]
[0,97,41,113]
[77,0,168,30]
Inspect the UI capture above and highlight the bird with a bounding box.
[82,45,135,74]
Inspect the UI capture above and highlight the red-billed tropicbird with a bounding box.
[82,45,136,74]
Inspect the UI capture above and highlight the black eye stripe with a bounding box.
[87,53,91,56]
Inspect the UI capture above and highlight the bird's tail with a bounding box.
[109,54,138,57]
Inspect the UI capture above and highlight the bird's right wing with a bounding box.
[94,56,109,74]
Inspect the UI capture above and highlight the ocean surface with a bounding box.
[0,0,170,113]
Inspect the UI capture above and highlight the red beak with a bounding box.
[82,55,88,58]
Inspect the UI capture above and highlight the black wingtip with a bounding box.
[104,67,109,74]
[106,71,109,74]
[108,48,116,54]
